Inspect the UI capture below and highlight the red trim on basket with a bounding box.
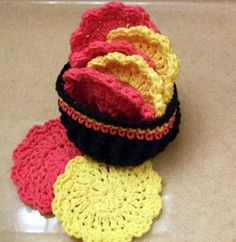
[59,99,176,141]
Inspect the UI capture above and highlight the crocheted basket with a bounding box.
[56,63,181,166]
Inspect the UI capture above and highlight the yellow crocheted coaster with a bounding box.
[52,156,162,242]
[107,26,180,104]
[87,52,166,117]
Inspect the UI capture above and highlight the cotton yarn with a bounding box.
[52,156,162,242]
[11,119,82,213]
[11,2,181,242]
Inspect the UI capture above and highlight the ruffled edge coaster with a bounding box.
[63,67,155,121]
[70,2,160,53]
[52,155,162,242]
[11,118,83,213]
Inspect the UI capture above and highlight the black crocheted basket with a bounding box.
[56,63,181,166]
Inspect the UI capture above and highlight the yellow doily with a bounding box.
[107,25,180,104]
[52,156,162,242]
[87,52,166,117]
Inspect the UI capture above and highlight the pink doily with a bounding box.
[70,40,155,68]
[70,2,160,53]
[63,67,155,121]
[11,118,83,214]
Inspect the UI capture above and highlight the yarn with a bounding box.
[59,104,180,166]
[63,67,156,121]
[70,2,160,53]
[107,26,180,103]
[88,52,165,117]
[10,4,182,242]
[54,1,181,166]
[56,63,179,130]
[58,99,176,140]
[70,40,155,68]
[11,119,82,213]
[52,156,162,242]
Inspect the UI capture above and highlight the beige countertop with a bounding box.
[0,1,236,242]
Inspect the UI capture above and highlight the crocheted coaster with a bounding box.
[107,26,179,104]
[11,119,82,214]
[57,63,178,130]
[63,67,155,121]
[52,156,162,242]
[70,2,160,53]
[88,52,165,117]
[69,40,155,68]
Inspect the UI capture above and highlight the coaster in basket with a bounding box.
[70,2,160,53]
[70,40,155,68]
[63,67,155,121]
[107,25,180,103]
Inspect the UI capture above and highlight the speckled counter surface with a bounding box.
[0,1,235,242]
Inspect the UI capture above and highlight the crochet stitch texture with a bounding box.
[107,25,179,104]
[70,40,155,68]
[56,63,181,166]
[52,156,162,242]
[70,2,160,53]
[56,4,181,163]
[87,52,165,117]
[63,67,156,121]
[10,2,181,242]
[11,119,82,213]
[67,3,179,119]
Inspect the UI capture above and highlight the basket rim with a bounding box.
[56,63,179,130]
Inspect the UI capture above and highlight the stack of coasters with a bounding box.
[11,2,180,242]
[56,2,180,166]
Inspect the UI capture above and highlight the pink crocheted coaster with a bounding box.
[11,118,83,214]
[70,2,160,53]
[63,67,155,121]
[70,40,155,68]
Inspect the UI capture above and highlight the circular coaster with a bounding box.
[107,25,180,104]
[69,40,155,69]
[87,52,166,117]
[52,156,162,242]
[11,118,83,214]
[70,2,160,53]
[63,67,155,121]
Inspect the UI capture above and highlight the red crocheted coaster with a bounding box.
[70,40,155,68]
[70,2,160,53]
[11,118,83,214]
[63,67,155,121]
